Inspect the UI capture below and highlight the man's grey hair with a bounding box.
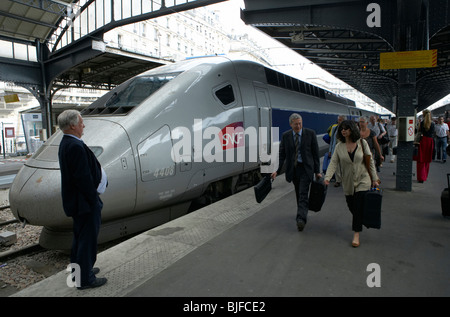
[58,109,81,131]
[359,116,370,123]
[289,113,302,124]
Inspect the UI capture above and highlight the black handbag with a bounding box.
[378,133,390,145]
[363,188,382,229]
[254,175,272,203]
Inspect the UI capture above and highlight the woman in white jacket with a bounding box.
[324,120,379,247]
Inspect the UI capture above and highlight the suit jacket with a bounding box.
[58,135,103,217]
[276,128,320,183]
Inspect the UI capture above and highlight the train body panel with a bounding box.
[9,56,378,249]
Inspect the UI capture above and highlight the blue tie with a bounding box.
[294,133,299,166]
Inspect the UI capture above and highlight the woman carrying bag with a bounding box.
[324,120,379,248]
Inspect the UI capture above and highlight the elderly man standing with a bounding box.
[271,113,322,231]
[58,109,107,290]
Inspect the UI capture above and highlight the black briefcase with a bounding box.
[254,175,272,203]
[363,188,382,229]
[308,177,327,212]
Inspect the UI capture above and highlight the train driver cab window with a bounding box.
[214,84,236,108]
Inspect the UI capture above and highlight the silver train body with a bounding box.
[10,56,376,249]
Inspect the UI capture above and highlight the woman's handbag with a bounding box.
[378,133,390,145]
[360,139,372,178]
[360,139,380,185]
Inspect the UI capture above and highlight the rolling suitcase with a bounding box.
[440,174,450,217]
[308,177,327,212]
[363,188,382,229]
[254,175,272,203]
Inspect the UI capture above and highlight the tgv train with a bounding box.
[10,56,377,250]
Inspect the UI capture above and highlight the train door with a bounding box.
[254,85,272,163]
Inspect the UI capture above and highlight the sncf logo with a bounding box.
[220,122,245,150]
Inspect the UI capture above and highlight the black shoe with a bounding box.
[92,267,100,275]
[77,277,107,290]
[297,220,305,231]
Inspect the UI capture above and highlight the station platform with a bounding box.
[11,158,450,300]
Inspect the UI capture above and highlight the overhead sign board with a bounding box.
[380,49,437,69]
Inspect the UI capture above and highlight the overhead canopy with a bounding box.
[241,0,450,113]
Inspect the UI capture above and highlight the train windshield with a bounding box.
[82,72,180,115]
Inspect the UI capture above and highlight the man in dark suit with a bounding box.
[58,109,107,289]
[271,113,321,231]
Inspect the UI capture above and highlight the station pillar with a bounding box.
[395,69,416,191]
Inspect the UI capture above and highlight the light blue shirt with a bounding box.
[292,129,303,163]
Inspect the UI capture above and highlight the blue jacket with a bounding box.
[58,135,103,217]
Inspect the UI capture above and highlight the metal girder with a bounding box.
[242,0,450,113]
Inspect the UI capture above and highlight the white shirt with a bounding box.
[435,123,449,138]
[97,167,108,195]
[64,133,107,195]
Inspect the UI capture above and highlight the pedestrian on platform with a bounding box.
[324,120,379,248]
[386,117,398,163]
[358,116,384,168]
[368,115,386,172]
[58,109,108,289]
[328,115,346,187]
[271,113,322,232]
[416,109,435,183]
[435,116,449,163]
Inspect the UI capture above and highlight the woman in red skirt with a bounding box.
[417,110,435,183]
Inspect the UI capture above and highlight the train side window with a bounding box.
[214,84,235,107]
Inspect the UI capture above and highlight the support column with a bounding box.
[395,69,416,191]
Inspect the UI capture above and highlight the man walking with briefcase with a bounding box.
[271,113,322,231]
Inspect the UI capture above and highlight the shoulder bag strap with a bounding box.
[360,139,373,182]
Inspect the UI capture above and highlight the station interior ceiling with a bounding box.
[1,0,450,118]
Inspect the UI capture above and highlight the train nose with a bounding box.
[9,131,71,228]
[10,165,71,228]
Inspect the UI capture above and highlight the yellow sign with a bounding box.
[380,49,437,69]
[3,94,19,103]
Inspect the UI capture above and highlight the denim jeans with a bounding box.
[436,137,448,161]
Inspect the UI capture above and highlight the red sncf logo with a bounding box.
[220,122,245,150]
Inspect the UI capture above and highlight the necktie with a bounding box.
[294,133,299,166]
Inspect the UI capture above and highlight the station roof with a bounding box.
[242,0,450,113]
[0,0,173,91]
[0,0,225,94]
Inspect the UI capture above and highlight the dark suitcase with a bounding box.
[440,174,450,217]
[363,188,382,229]
[254,175,272,203]
[308,177,327,212]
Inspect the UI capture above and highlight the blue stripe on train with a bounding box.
[271,108,340,139]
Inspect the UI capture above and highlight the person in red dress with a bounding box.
[416,109,435,183]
